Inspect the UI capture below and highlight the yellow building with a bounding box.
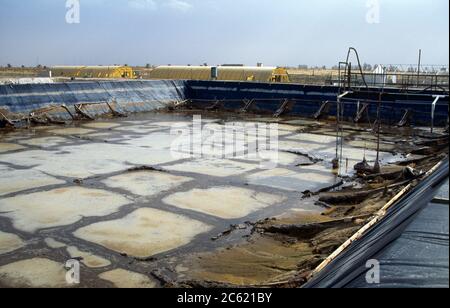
[147,66,290,83]
[50,66,135,79]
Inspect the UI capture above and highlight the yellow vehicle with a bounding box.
[147,66,290,83]
[50,66,135,79]
[272,67,290,83]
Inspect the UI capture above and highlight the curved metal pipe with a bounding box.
[346,47,369,89]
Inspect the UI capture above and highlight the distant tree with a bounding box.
[7,64,12,68]
[298,65,309,70]
[145,64,151,69]
[363,63,373,71]
[387,65,397,72]
[21,65,25,68]
[322,66,327,70]
[36,64,42,69]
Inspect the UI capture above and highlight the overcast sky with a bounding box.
[0,0,448,67]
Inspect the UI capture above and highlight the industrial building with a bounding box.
[49,66,135,79]
[147,66,290,83]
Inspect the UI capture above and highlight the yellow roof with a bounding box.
[148,66,277,82]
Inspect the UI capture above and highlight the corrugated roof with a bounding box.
[148,66,278,82]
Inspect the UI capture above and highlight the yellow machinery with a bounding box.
[50,66,135,79]
[147,66,290,83]
[272,67,290,83]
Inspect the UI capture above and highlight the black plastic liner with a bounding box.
[0,80,188,114]
[1,80,448,126]
[188,80,449,126]
[347,201,448,288]
[304,158,449,288]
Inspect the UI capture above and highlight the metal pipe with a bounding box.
[345,47,369,89]
[334,91,352,171]
[431,95,444,133]
[417,49,422,87]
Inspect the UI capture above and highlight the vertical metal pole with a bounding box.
[431,96,443,134]
[347,62,352,90]
[417,49,422,87]
[340,101,344,170]
[374,93,382,173]
[334,91,351,171]
[334,100,340,167]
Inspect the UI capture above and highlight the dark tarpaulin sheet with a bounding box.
[347,201,449,288]
[304,158,449,288]
[186,80,449,126]
[0,80,188,114]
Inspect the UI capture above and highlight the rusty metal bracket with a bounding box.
[240,99,255,113]
[74,104,95,120]
[354,103,370,123]
[398,109,413,127]
[107,101,128,118]
[206,100,224,111]
[60,104,76,120]
[273,99,293,118]
[0,109,14,126]
[314,101,331,120]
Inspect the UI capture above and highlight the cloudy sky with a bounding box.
[0,0,448,67]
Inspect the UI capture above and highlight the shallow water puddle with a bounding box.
[66,246,111,268]
[17,136,69,148]
[287,133,339,144]
[278,137,398,171]
[163,187,286,219]
[114,126,166,134]
[279,134,339,155]
[0,149,55,168]
[123,132,180,149]
[316,145,399,168]
[99,269,157,288]
[59,143,179,166]
[0,149,107,179]
[0,168,65,196]
[247,166,338,192]
[0,231,25,255]
[1,132,34,142]
[0,143,25,153]
[36,157,127,179]
[277,124,305,132]
[164,158,257,177]
[48,127,95,136]
[0,142,180,179]
[238,150,312,166]
[0,187,130,233]
[44,238,66,249]
[121,120,152,125]
[0,258,69,288]
[102,171,192,197]
[151,121,192,128]
[278,140,325,153]
[74,208,212,258]
[82,122,121,129]
[283,119,322,126]
[348,140,397,152]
